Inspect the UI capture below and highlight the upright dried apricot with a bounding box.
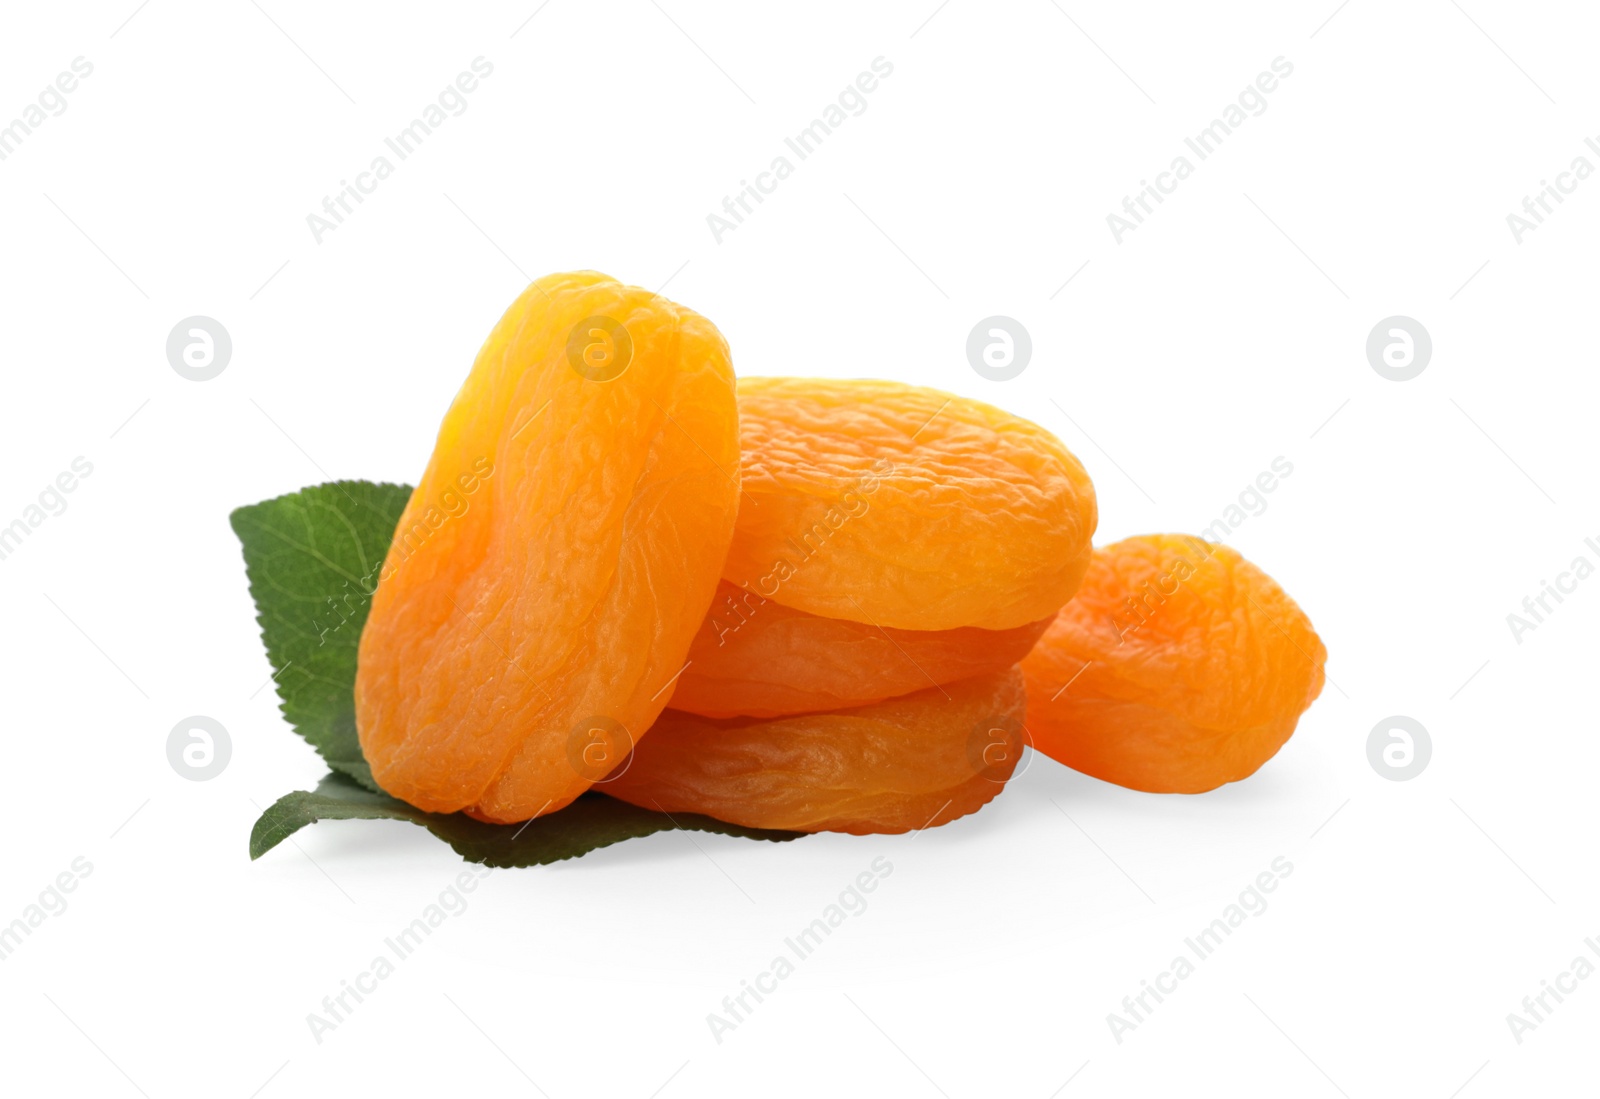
[355,272,740,823]
[723,378,1097,631]
[671,580,1052,717]
[1021,534,1326,793]
[605,668,1027,834]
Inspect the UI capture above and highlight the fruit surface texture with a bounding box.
[1021,534,1325,793]
[671,579,1053,718]
[355,272,740,823]
[606,667,1027,834]
[723,377,1098,631]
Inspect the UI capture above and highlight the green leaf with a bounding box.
[230,480,412,791]
[252,771,801,867]
[234,479,807,864]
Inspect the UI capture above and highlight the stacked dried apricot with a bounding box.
[354,272,1327,837]
[605,669,1028,834]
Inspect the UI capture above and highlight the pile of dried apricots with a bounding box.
[354,272,1326,835]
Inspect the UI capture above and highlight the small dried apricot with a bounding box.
[723,378,1097,631]
[605,668,1027,834]
[1021,534,1326,793]
[670,580,1052,718]
[355,272,740,823]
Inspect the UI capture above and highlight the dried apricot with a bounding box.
[355,272,740,823]
[723,378,1097,631]
[1021,534,1326,793]
[671,579,1053,717]
[604,667,1027,834]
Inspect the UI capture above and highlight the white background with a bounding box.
[0,2,1594,1096]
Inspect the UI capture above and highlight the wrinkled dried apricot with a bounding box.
[1021,534,1325,793]
[604,667,1027,834]
[723,378,1097,632]
[355,272,740,823]
[670,579,1052,718]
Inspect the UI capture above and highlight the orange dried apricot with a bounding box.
[355,272,740,823]
[1021,534,1326,793]
[723,378,1097,632]
[604,667,1027,834]
[670,579,1052,718]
